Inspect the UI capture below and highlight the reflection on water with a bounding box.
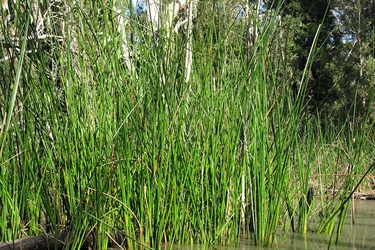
[168,200,375,250]
[277,200,375,250]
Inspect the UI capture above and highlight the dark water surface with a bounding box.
[167,200,375,250]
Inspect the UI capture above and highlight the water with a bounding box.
[168,200,375,250]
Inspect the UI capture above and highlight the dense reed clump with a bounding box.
[0,0,374,249]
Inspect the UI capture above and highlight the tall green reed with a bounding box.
[1,0,374,249]
[0,7,33,241]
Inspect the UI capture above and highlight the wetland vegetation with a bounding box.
[0,0,374,249]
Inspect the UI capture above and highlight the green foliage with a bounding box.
[276,0,375,126]
[0,0,374,249]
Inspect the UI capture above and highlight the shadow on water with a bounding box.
[167,200,375,250]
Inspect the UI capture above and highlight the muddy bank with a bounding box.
[0,231,128,250]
